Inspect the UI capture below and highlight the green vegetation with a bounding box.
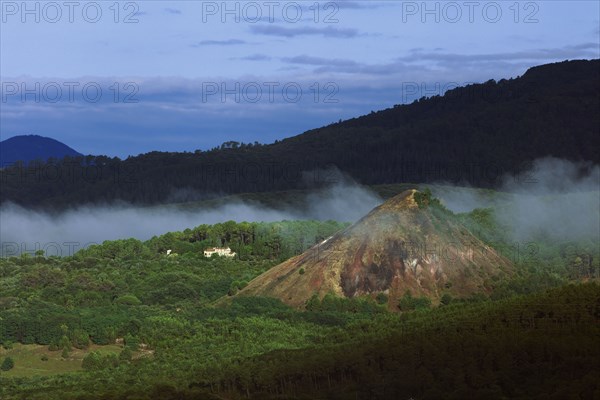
[397,291,432,311]
[458,206,600,296]
[0,213,598,399]
[0,220,348,347]
[1,356,14,371]
[0,283,597,399]
[0,343,124,378]
[413,188,445,210]
[81,351,119,371]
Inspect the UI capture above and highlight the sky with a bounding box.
[1,0,599,157]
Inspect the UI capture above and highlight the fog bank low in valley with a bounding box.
[1,158,598,257]
[0,181,382,257]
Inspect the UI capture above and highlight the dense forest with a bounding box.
[1,275,598,399]
[1,207,598,399]
[1,59,598,209]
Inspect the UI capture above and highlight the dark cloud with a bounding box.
[191,39,247,47]
[3,43,597,157]
[250,25,358,38]
[240,54,272,61]
[397,44,599,65]
[281,55,359,67]
[278,43,598,77]
[0,75,400,157]
[280,56,413,76]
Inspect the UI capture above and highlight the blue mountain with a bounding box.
[0,135,83,165]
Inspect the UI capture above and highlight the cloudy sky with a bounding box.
[1,1,598,157]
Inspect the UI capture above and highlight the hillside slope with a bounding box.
[272,59,599,185]
[234,190,514,308]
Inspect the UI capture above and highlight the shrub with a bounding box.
[114,294,142,306]
[440,293,453,306]
[398,291,432,311]
[376,293,389,305]
[0,357,14,371]
[305,294,321,311]
[72,329,90,350]
[41,354,49,361]
[414,188,447,211]
[83,351,119,370]
[59,335,71,351]
[82,351,102,370]
[119,347,133,362]
[124,334,140,351]
[228,280,249,296]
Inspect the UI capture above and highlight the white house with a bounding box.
[203,247,236,258]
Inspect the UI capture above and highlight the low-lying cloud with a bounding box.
[0,179,382,257]
[1,158,598,258]
[433,158,600,242]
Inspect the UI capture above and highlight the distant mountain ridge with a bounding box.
[1,59,598,208]
[0,135,82,166]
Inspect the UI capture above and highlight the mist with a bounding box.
[432,158,600,242]
[2,158,598,257]
[0,180,382,257]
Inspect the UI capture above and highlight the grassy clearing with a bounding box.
[0,343,122,377]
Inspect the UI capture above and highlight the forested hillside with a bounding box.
[2,59,598,209]
[1,209,598,399]
[2,281,598,400]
